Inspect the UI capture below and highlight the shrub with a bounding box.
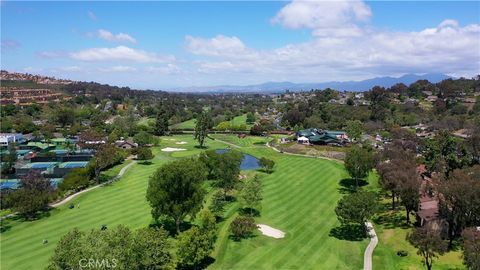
[230,216,256,240]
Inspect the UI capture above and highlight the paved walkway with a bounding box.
[364,221,378,270]
[50,160,137,208]
[1,160,137,220]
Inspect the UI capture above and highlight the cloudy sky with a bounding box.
[1,1,479,89]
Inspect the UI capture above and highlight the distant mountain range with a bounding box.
[171,73,451,93]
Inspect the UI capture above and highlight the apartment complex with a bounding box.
[0,88,65,106]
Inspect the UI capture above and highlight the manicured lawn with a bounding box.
[231,113,254,129]
[137,116,155,126]
[372,204,465,270]
[0,135,224,270]
[171,118,197,130]
[210,134,270,148]
[1,134,462,270]
[208,141,369,269]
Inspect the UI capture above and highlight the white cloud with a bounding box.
[87,11,97,21]
[145,64,181,75]
[186,19,480,80]
[98,66,137,72]
[70,46,175,63]
[272,0,371,37]
[97,29,137,44]
[185,35,258,59]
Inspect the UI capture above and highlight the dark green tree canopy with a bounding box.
[335,190,377,226]
[146,158,207,232]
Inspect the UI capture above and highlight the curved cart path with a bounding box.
[50,160,137,208]
[364,222,378,270]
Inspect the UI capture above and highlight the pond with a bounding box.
[215,149,261,170]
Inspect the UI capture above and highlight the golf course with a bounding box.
[0,134,462,269]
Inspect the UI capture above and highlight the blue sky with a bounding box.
[1,1,479,89]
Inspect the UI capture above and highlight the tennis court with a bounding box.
[27,162,58,169]
[0,180,20,190]
[59,161,88,169]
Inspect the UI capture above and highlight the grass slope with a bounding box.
[209,141,368,269]
[0,135,224,270]
[171,118,197,130]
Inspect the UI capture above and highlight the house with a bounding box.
[0,133,25,147]
[114,140,138,149]
[296,128,348,145]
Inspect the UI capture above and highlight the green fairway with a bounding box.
[0,135,224,270]
[209,142,369,269]
[1,134,462,270]
[137,116,155,126]
[211,134,270,148]
[231,113,254,129]
[171,118,197,130]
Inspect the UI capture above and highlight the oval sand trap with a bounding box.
[257,224,285,239]
[161,147,186,152]
[176,141,188,145]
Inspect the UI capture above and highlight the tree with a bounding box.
[377,147,420,217]
[133,131,155,146]
[89,144,121,183]
[55,107,75,127]
[398,171,420,224]
[335,190,377,227]
[209,190,227,217]
[177,211,217,269]
[259,157,275,173]
[462,227,480,270]
[132,227,176,270]
[345,120,364,141]
[367,86,390,121]
[1,143,17,174]
[239,175,262,215]
[246,112,255,124]
[215,150,243,195]
[146,159,207,233]
[407,227,447,270]
[466,127,480,165]
[59,168,90,192]
[230,216,256,240]
[48,226,175,270]
[438,168,480,248]
[424,131,468,177]
[154,107,169,136]
[47,228,86,270]
[136,147,154,161]
[194,111,211,148]
[10,171,54,218]
[344,146,374,188]
[177,227,212,269]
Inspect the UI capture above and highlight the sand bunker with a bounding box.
[176,141,188,145]
[161,147,186,152]
[257,224,285,239]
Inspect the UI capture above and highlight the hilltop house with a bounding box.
[296,128,348,145]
